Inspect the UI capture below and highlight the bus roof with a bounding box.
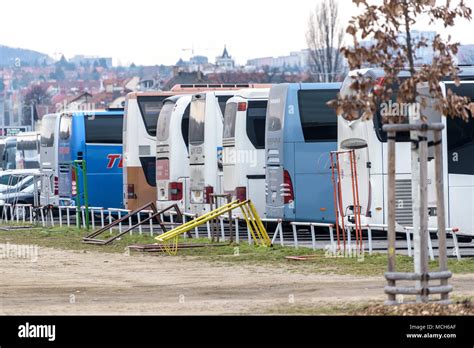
[277,82,342,91]
[163,95,188,104]
[126,84,274,100]
[231,88,270,100]
[67,110,124,117]
[171,83,272,91]
[347,66,474,79]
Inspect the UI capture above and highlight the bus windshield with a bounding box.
[223,102,237,139]
[41,115,56,148]
[246,100,267,149]
[137,96,167,137]
[298,89,338,142]
[156,102,175,142]
[189,97,206,145]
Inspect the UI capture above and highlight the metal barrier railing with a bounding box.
[0,201,469,259]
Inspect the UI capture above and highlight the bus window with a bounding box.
[59,115,72,141]
[189,96,206,145]
[297,89,337,142]
[217,96,232,116]
[85,115,123,144]
[446,83,474,175]
[217,95,232,115]
[41,115,56,147]
[223,102,237,139]
[267,85,288,132]
[181,105,191,151]
[4,141,16,170]
[246,100,267,149]
[137,96,167,137]
[18,137,40,169]
[139,157,156,187]
[373,97,411,143]
[156,102,175,142]
[0,142,5,168]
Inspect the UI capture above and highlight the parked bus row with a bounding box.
[27,67,474,236]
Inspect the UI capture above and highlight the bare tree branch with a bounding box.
[306,0,346,82]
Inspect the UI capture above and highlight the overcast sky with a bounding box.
[1,0,473,66]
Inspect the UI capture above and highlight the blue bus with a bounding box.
[57,110,124,209]
[265,83,341,222]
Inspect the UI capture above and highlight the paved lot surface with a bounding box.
[2,246,474,315]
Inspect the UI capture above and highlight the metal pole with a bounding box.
[74,163,81,228]
[387,131,397,303]
[434,129,449,301]
[81,160,90,230]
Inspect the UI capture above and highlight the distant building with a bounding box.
[162,71,207,91]
[215,46,235,70]
[246,49,310,71]
[361,30,436,65]
[191,55,209,65]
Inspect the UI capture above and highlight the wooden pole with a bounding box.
[387,131,397,303]
[418,128,429,303]
[434,129,449,301]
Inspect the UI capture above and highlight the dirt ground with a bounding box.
[2,245,474,315]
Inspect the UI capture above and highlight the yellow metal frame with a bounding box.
[155,200,271,252]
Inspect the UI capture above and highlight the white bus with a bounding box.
[123,91,175,211]
[156,95,192,212]
[188,91,237,214]
[39,113,60,206]
[440,80,474,236]
[222,88,269,217]
[338,67,474,235]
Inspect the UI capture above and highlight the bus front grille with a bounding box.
[395,179,413,227]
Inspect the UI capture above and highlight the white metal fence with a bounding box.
[0,203,468,259]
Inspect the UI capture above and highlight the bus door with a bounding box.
[265,85,291,220]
